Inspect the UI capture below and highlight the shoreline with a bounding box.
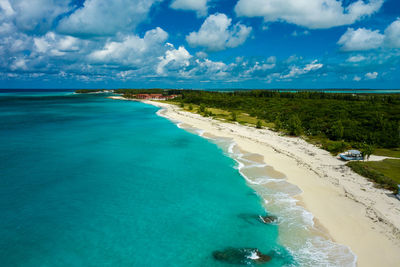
[109,96,400,266]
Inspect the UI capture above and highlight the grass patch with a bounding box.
[173,101,273,128]
[373,148,400,158]
[347,159,400,193]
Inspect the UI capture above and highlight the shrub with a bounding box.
[199,104,206,113]
[231,111,237,121]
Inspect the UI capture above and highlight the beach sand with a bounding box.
[111,96,400,267]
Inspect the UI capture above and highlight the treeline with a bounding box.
[176,90,400,149]
[75,89,107,93]
[115,89,184,97]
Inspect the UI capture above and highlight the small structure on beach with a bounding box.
[340,150,363,161]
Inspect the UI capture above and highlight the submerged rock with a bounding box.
[259,215,278,224]
[212,247,271,265]
[238,213,278,225]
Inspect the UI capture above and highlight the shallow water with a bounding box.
[192,131,357,267]
[0,92,294,266]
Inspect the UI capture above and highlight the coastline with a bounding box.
[109,96,400,266]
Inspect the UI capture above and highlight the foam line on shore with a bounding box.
[161,114,357,266]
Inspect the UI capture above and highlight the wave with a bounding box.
[159,112,357,267]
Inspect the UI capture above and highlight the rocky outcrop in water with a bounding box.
[259,215,278,224]
[238,213,278,225]
[212,247,271,265]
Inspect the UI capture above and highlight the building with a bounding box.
[134,94,179,100]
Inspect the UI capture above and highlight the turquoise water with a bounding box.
[0,92,294,266]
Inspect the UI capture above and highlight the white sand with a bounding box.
[112,96,400,266]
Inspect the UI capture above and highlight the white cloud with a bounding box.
[157,46,192,75]
[365,71,378,79]
[347,55,367,62]
[291,30,310,37]
[243,56,276,77]
[58,0,159,36]
[9,0,72,32]
[170,0,209,17]
[338,18,400,51]
[10,57,27,70]
[186,13,252,51]
[282,60,323,78]
[33,32,82,56]
[353,75,361,81]
[0,0,15,17]
[337,28,384,51]
[89,28,168,67]
[235,0,383,29]
[187,58,230,79]
[195,51,208,58]
[384,18,400,48]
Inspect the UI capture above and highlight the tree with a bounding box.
[231,111,237,121]
[256,120,262,129]
[199,104,206,113]
[287,115,302,136]
[330,120,344,140]
[188,104,193,110]
[274,117,282,131]
[361,143,374,160]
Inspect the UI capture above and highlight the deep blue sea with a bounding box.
[0,92,294,266]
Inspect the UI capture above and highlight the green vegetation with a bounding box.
[347,159,400,193]
[231,111,237,121]
[173,90,399,152]
[373,148,400,158]
[75,89,110,93]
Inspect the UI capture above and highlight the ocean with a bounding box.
[0,91,356,266]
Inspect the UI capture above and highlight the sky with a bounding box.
[0,0,400,89]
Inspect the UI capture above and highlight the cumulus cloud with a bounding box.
[89,27,168,67]
[384,18,400,48]
[170,0,209,17]
[337,28,384,51]
[282,60,323,78]
[0,0,15,17]
[338,18,400,51]
[58,0,159,36]
[189,58,229,78]
[234,0,383,29]
[33,32,82,56]
[8,0,73,33]
[157,46,192,75]
[242,56,276,77]
[186,13,252,51]
[365,71,378,79]
[347,55,367,62]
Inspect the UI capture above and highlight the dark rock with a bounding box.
[259,215,278,224]
[212,247,271,265]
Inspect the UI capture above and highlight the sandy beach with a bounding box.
[110,96,400,266]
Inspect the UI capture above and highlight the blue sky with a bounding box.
[0,0,399,89]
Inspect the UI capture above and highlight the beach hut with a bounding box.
[339,150,363,161]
